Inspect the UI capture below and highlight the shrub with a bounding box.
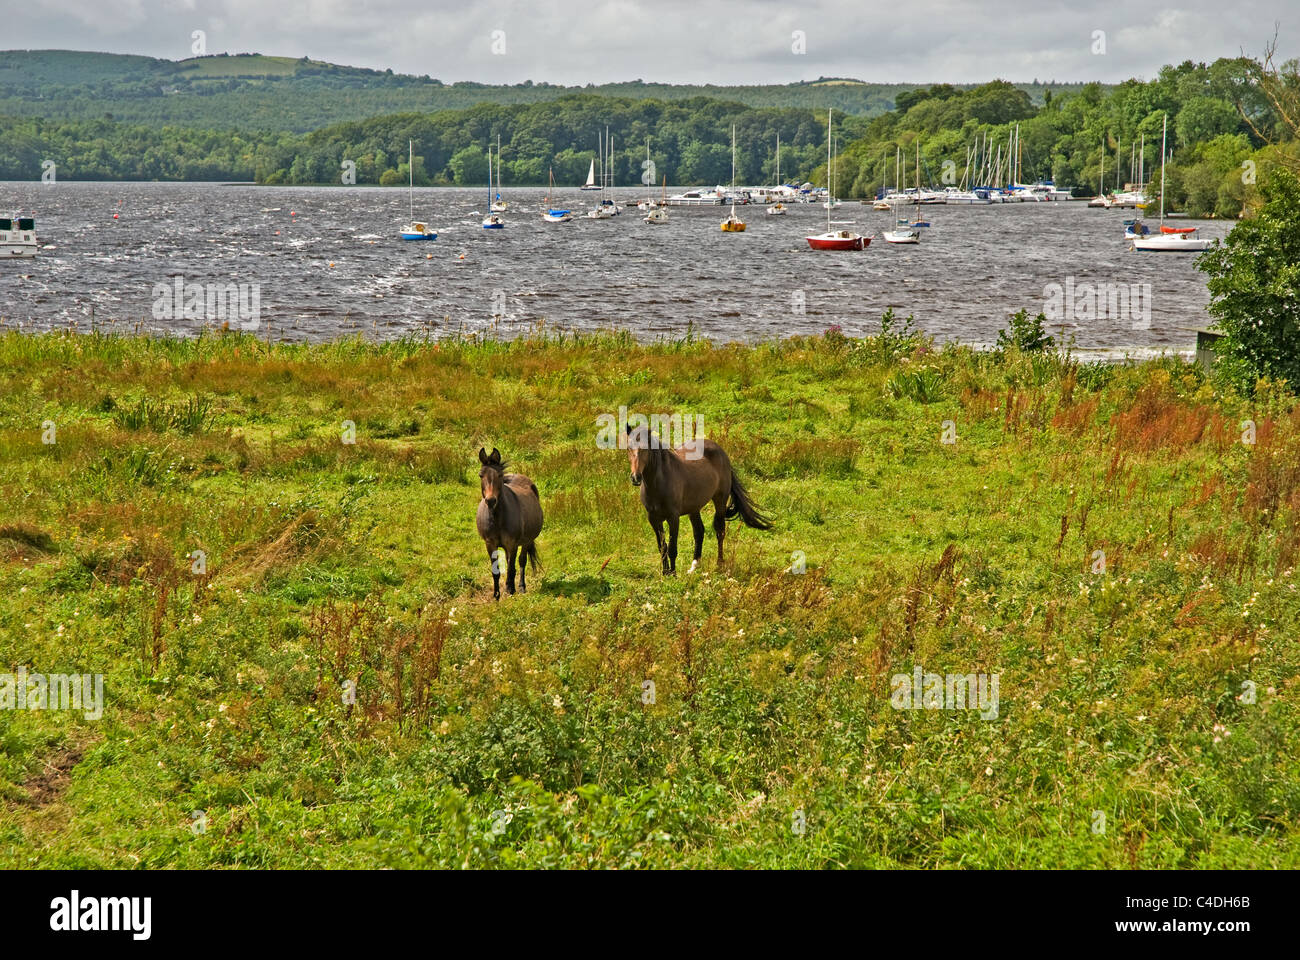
[1199,166,1300,394]
[995,308,1053,354]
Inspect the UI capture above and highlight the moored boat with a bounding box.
[1130,115,1211,252]
[399,140,437,240]
[806,109,867,251]
[1,215,37,257]
[542,168,572,222]
[883,219,921,244]
[720,125,746,232]
[807,230,867,251]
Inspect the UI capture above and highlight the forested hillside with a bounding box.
[0,50,938,130]
[3,49,1296,219]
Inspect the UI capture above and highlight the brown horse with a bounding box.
[626,424,771,575]
[475,447,543,599]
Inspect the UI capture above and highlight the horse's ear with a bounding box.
[478,447,488,465]
[625,423,633,435]
[490,447,501,464]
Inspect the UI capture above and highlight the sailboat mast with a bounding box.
[730,124,736,217]
[1159,114,1167,225]
[408,140,414,219]
[827,109,834,231]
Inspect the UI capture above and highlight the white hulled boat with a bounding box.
[1,214,37,257]
[1131,115,1210,252]
[399,141,437,240]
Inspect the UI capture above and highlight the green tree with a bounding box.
[448,145,489,185]
[1199,167,1300,391]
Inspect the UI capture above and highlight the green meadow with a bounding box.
[0,324,1297,868]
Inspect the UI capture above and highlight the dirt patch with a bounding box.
[21,743,85,807]
[0,523,56,562]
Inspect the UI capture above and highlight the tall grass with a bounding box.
[0,328,1297,868]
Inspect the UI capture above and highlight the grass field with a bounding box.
[0,323,1297,868]
[176,54,314,78]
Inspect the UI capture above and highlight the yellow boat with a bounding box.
[720,125,746,232]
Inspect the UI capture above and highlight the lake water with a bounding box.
[2,181,1227,358]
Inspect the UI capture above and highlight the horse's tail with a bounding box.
[726,473,773,530]
[524,542,542,573]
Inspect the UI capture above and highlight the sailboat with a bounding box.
[1130,115,1210,252]
[579,156,601,191]
[720,125,747,232]
[644,175,669,223]
[587,128,619,219]
[882,146,921,244]
[542,167,572,222]
[806,108,867,250]
[482,143,504,229]
[490,135,508,212]
[399,140,437,240]
[767,133,787,216]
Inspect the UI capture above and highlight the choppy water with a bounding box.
[3,181,1227,358]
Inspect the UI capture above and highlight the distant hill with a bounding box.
[0,50,1095,133]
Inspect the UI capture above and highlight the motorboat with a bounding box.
[1,215,37,257]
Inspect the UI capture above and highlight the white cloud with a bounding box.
[0,0,1292,83]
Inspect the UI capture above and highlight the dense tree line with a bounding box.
[0,95,832,186]
[827,59,1294,216]
[4,53,1296,218]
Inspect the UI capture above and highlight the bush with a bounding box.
[1199,166,1300,394]
[995,308,1053,354]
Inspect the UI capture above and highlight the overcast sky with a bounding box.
[3,0,1294,85]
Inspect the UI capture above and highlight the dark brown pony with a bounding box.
[626,425,771,574]
[475,447,543,599]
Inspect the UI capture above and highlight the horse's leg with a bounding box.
[506,544,518,595]
[713,494,727,566]
[519,543,528,592]
[688,512,705,573]
[666,515,680,575]
[649,516,668,574]
[487,543,501,600]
